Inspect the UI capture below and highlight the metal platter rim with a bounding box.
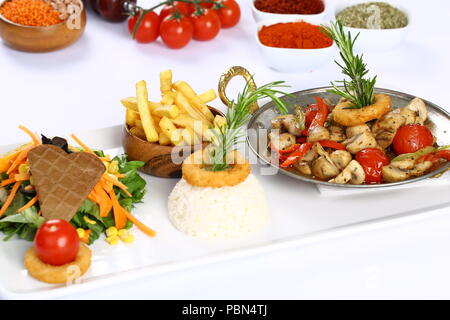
[246,86,450,189]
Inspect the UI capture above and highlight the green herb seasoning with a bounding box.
[336,2,408,29]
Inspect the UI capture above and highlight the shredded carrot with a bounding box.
[108,189,127,229]
[94,184,112,217]
[6,145,33,175]
[122,208,157,238]
[0,178,16,187]
[115,173,126,179]
[37,209,42,216]
[18,125,40,146]
[0,181,21,217]
[80,229,92,244]
[70,134,94,154]
[14,173,30,181]
[103,174,132,197]
[18,195,38,213]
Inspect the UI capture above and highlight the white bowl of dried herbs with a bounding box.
[334,0,410,51]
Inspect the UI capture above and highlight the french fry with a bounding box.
[121,97,160,114]
[199,89,217,104]
[136,80,158,142]
[173,81,215,122]
[153,105,180,119]
[171,129,184,146]
[129,126,146,140]
[159,117,180,145]
[181,127,201,145]
[161,92,175,105]
[172,114,210,139]
[174,91,212,127]
[160,70,173,94]
[126,109,139,127]
[158,131,171,146]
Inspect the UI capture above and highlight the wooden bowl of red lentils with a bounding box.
[0,0,86,52]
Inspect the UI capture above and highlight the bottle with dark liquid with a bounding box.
[88,0,137,22]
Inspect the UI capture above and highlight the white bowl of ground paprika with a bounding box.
[255,18,335,73]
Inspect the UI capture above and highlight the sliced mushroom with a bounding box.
[346,124,370,138]
[269,132,296,151]
[389,158,416,170]
[374,131,396,149]
[271,114,304,136]
[343,131,378,154]
[398,108,417,125]
[329,125,346,142]
[382,165,410,182]
[307,126,330,143]
[301,148,318,163]
[329,150,352,170]
[405,97,428,125]
[372,113,406,135]
[329,160,365,185]
[311,156,340,180]
[293,161,312,175]
[410,161,433,176]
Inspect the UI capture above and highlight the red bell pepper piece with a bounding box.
[308,96,329,134]
[280,143,313,168]
[278,144,301,154]
[319,140,346,150]
[432,150,450,162]
[296,136,307,144]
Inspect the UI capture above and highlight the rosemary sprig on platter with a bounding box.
[321,20,377,109]
[208,79,291,171]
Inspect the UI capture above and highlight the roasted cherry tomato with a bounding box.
[191,8,221,41]
[215,0,240,28]
[160,1,194,21]
[355,148,390,184]
[34,219,80,266]
[128,10,160,43]
[392,124,434,155]
[160,15,193,49]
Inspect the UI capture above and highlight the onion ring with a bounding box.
[182,150,251,188]
[332,94,391,126]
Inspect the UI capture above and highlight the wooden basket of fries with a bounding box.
[121,70,225,178]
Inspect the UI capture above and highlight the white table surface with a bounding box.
[1,0,450,299]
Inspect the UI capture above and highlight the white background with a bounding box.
[1,0,450,299]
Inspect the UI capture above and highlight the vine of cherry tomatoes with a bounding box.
[128,0,240,49]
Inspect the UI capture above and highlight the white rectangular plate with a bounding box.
[1,125,449,299]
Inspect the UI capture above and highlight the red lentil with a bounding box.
[0,0,62,27]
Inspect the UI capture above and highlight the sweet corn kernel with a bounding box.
[118,229,129,238]
[76,228,86,239]
[18,163,30,175]
[108,160,119,174]
[106,226,118,237]
[121,234,135,243]
[106,235,119,245]
[83,216,96,225]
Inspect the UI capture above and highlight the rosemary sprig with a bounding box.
[321,20,377,109]
[208,79,291,171]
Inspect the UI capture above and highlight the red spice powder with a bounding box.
[254,0,325,15]
[258,21,332,49]
[0,0,62,27]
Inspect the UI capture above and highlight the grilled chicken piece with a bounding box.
[410,161,433,176]
[346,124,370,138]
[343,131,378,154]
[307,126,330,143]
[397,108,417,125]
[329,125,346,142]
[405,97,428,125]
[329,150,352,170]
[389,158,416,170]
[329,160,365,185]
[271,114,304,136]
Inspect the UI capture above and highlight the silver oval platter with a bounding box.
[246,87,450,188]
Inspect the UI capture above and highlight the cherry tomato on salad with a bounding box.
[128,10,160,43]
[34,219,79,266]
[191,8,221,41]
[392,124,434,155]
[200,2,214,8]
[215,0,240,28]
[160,1,194,21]
[355,148,390,184]
[160,15,193,49]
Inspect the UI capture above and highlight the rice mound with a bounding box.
[168,174,269,240]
